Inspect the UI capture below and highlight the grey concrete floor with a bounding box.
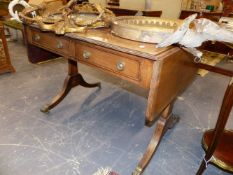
[0,37,232,175]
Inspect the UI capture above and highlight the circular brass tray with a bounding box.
[111,16,184,43]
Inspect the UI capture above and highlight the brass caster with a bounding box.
[40,105,50,113]
[132,166,143,175]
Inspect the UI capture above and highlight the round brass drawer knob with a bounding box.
[56,42,63,49]
[116,61,125,71]
[83,50,91,59]
[34,34,40,41]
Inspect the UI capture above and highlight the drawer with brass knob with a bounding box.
[28,28,75,57]
[75,41,151,84]
[56,41,63,49]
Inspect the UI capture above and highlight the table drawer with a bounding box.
[29,29,75,57]
[75,42,144,82]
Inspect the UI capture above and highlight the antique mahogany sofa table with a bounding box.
[24,24,197,175]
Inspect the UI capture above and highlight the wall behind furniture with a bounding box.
[151,0,183,18]
[120,0,145,10]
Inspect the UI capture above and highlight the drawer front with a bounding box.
[29,29,75,57]
[76,42,142,81]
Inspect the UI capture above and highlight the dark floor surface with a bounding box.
[0,38,232,175]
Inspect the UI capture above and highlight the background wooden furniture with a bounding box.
[0,22,15,74]
[142,10,162,17]
[222,0,233,16]
[195,63,233,174]
[0,9,8,20]
[179,10,223,21]
[107,7,138,16]
[24,25,197,175]
[107,6,162,17]
[196,70,233,174]
[0,0,9,20]
[107,0,119,6]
